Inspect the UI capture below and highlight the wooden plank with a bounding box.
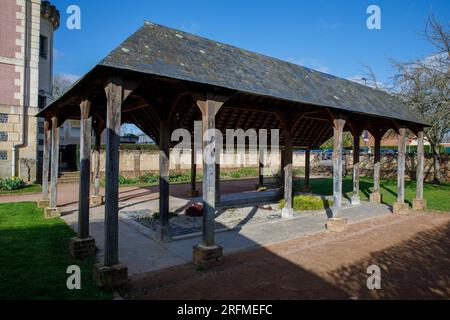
[93,130,101,196]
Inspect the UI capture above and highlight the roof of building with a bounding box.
[40,21,428,127]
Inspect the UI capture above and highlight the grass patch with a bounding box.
[0,202,112,300]
[280,195,333,211]
[293,177,450,212]
[0,184,41,195]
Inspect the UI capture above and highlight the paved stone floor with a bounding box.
[61,190,392,276]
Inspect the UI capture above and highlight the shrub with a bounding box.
[0,177,26,191]
[118,175,138,185]
[280,195,333,211]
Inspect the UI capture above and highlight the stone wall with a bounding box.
[91,149,449,182]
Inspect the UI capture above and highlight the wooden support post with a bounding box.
[393,128,409,214]
[282,133,294,219]
[90,130,104,205]
[103,78,122,267]
[413,131,427,210]
[159,117,171,242]
[258,147,264,188]
[45,116,60,218]
[351,132,361,205]
[78,100,92,239]
[70,100,96,258]
[332,118,346,214]
[189,146,199,197]
[37,120,50,209]
[302,149,311,193]
[370,133,382,203]
[215,163,221,204]
[326,117,348,232]
[193,94,225,267]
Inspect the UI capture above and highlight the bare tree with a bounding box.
[391,15,450,183]
[53,73,76,99]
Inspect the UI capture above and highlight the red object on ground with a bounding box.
[186,203,204,217]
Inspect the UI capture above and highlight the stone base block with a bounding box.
[412,199,427,211]
[70,237,96,259]
[326,218,348,233]
[302,185,312,193]
[370,192,382,204]
[193,244,223,267]
[281,207,294,219]
[393,202,410,215]
[93,263,128,289]
[37,200,49,209]
[44,207,61,219]
[90,195,104,205]
[187,190,200,198]
[351,195,360,206]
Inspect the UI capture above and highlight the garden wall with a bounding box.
[92,150,449,182]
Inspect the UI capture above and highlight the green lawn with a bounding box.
[0,202,112,300]
[293,177,450,212]
[0,184,41,195]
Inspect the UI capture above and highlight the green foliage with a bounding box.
[0,177,26,191]
[0,202,112,299]
[221,167,258,179]
[280,195,333,211]
[138,173,158,184]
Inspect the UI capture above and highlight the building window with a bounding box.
[39,35,48,59]
[38,95,47,109]
[0,132,8,142]
[0,151,7,161]
[0,114,8,124]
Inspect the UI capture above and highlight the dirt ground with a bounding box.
[125,211,450,300]
[0,178,262,206]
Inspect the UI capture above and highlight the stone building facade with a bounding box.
[0,0,59,181]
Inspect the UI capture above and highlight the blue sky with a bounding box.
[52,0,449,86]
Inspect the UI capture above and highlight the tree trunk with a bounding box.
[431,143,442,184]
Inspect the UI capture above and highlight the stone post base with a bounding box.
[37,200,49,208]
[393,202,410,215]
[351,195,360,206]
[44,207,61,219]
[70,237,96,259]
[412,199,427,211]
[187,190,200,198]
[93,263,128,288]
[370,192,382,203]
[90,195,104,205]
[281,207,294,219]
[302,185,312,193]
[326,218,348,233]
[193,244,223,267]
